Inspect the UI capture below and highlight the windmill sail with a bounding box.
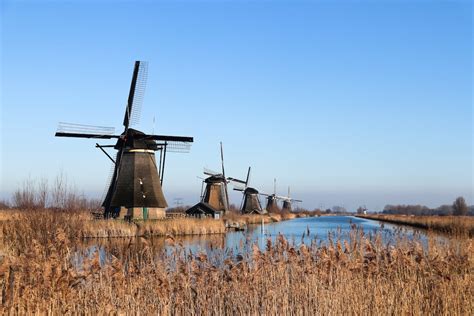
[55,122,116,139]
[123,61,148,129]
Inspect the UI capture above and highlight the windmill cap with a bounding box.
[205,174,226,183]
[115,128,157,150]
[244,187,259,194]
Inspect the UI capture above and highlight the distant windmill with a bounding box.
[260,180,302,213]
[186,142,241,218]
[281,186,303,212]
[200,142,232,213]
[232,167,266,215]
[262,178,279,213]
[55,61,193,219]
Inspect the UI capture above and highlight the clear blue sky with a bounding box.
[1,0,472,210]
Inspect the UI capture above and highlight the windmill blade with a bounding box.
[203,167,220,176]
[291,199,303,202]
[227,177,246,185]
[245,167,251,187]
[220,142,225,178]
[55,122,117,139]
[230,179,245,191]
[145,135,194,143]
[55,132,117,139]
[123,61,148,129]
[220,142,230,209]
[155,141,192,153]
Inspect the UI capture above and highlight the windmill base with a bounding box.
[118,207,166,220]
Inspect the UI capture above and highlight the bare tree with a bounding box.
[12,177,36,209]
[0,199,11,209]
[332,206,346,213]
[453,196,468,216]
[37,177,49,209]
[52,170,68,209]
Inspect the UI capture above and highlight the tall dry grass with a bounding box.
[0,209,225,239]
[358,214,474,237]
[0,211,472,314]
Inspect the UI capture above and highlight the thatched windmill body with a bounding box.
[233,167,266,215]
[55,61,193,219]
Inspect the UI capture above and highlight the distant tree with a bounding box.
[0,199,10,209]
[436,204,453,216]
[332,206,346,213]
[325,208,331,214]
[357,206,367,214]
[453,197,468,216]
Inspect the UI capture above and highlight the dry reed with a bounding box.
[358,214,474,237]
[0,209,225,239]
[0,211,472,315]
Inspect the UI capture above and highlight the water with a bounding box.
[180,215,413,254]
[79,216,425,266]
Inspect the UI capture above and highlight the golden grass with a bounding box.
[358,214,474,236]
[0,210,472,314]
[83,218,225,238]
[224,213,278,225]
[223,212,295,225]
[0,209,225,239]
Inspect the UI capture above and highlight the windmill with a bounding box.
[281,186,303,212]
[232,167,266,215]
[55,61,193,220]
[186,142,241,218]
[262,178,279,213]
[200,142,231,213]
[260,180,302,213]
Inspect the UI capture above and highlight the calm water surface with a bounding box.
[79,216,425,266]
[176,215,421,255]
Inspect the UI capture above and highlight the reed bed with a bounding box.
[358,214,474,236]
[83,217,225,238]
[0,210,472,315]
[224,212,295,225]
[0,209,225,239]
[223,213,279,225]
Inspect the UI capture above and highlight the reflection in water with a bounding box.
[75,216,428,267]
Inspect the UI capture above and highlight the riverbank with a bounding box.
[0,209,226,238]
[357,214,474,237]
[0,209,329,238]
[0,209,296,238]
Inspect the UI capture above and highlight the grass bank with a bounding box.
[223,212,298,226]
[0,210,472,314]
[0,209,225,238]
[357,214,474,236]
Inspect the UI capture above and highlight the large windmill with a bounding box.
[55,61,193,219]
[233,167,266,215]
